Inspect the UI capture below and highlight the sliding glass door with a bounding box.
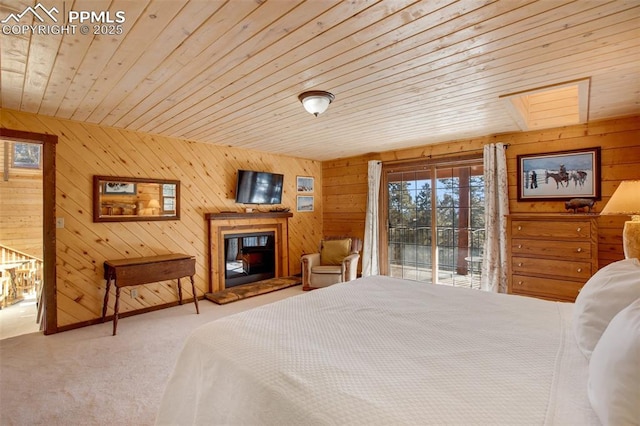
[387,168,433,282]
[383,159,485,288]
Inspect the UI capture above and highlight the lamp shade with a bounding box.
[298,91,334,117]
[600,180,640,216]
[147,199,160,209]
[600,180,640,259]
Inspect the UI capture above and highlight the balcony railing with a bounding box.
[0,245,43,319]
[388,226,485,287]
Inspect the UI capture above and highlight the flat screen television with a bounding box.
[235,170,284,204]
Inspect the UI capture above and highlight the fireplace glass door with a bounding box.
[224,232,275,287]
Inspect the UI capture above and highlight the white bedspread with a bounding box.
[156,275,599,425]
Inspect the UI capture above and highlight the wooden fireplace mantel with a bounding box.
[205,211,293,221]
[205,211,292,293]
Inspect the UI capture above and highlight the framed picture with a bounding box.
[517,147,601,201]
[297,195,314,212]
[12,142,41,169]
[103,181,137,195]
[296,176,314,193]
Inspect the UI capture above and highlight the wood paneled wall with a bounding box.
[0,140,43,259]
[1,109,322,330]
[323,115,640,270]
[2,108,637,331]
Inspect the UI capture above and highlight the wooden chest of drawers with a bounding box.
[507,214,598,302]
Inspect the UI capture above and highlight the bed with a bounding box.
[156,260,640,425]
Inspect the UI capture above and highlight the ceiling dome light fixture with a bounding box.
[298,90,335,117]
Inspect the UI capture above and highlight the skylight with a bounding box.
[500,78,590,131]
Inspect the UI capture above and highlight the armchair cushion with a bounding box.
[311,265,342,275]
[320,238,352,265]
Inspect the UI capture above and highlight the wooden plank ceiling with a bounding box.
[1,0,639,161]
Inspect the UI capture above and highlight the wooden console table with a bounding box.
[102,253,199,335]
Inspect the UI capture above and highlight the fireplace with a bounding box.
[205,211,292,293]
[224,232,275,287]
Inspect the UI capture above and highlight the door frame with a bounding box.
[0,128,57,335]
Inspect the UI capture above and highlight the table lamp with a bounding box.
[600,180,640,259]
[147,199,160,215]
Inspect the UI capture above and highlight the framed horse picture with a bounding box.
[517,147,601,201]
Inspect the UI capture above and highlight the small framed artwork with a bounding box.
[297,195,314,212]
[103,181,137,195]
[12,142,42,169]
[517,147,601,201]
[296,176,314,193]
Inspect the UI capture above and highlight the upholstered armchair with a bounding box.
[301,237,362,290]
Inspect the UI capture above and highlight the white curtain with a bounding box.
[481,143,509,293]
[362,160,382,277]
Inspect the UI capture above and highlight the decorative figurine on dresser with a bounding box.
[564,198,596,213]
[506,213,598,302]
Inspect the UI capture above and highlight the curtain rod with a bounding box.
[379,143,510,166]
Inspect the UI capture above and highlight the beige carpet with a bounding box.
[205,276,301,304]
[0,285,305,426]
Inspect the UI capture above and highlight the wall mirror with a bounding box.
[93,176,180,222]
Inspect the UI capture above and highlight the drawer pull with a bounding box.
[517,226,522,231]
[517,281,523,285]
[517,244,522,249]
[576,227,581,232]
[577,268,582,273]
[518,262,523,267]
[576,247,582,253]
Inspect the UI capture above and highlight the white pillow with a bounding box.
[573,258,640,359]
[588,298,640,426]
